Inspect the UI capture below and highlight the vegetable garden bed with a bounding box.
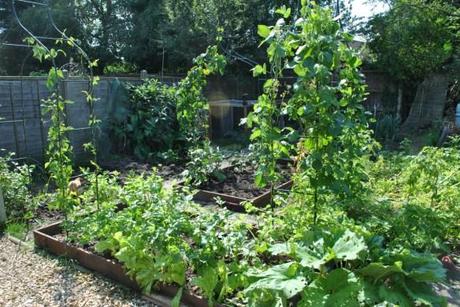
[184,164,294,212]
[33,222,217,307]
[191,179,293,212]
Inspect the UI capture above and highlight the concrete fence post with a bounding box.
[0,186,6,225]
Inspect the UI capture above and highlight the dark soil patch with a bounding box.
[198,163,292,199]
[35,206,64,223]
[100,156,185,183]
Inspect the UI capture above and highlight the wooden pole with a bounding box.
[0,186,6,225]
[397,84,403,120]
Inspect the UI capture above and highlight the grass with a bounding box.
[6,222,28,239]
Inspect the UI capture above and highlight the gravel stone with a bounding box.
[0,236,153,307]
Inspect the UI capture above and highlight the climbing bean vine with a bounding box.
[248,1,375,222]
[27,36,101,215]
[26,37,74,216]
[176,35,227,145]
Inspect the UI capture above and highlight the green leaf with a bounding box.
[295,240,327,270]
[253,64,267,77]
[94,239,117,253]
[350,56,362,68]
[299,269,362,307]
[276,6,291,18]
[402,279,446,306]
[245,262,307,299]
[332,230,367,261]
[294,64,307,77]
[398,251,446,283]
[193,266,218,301]
[443,41,453,53]
[359,262,404,281]
[378,284,412,307]
[360,280,381,306]
[136,263,159,294]
[171,287,183,307]
[255,172,266,187]
[250,129,262,140]
[269,243,290,256]
[298,284,328,307]
[258,25,271,38]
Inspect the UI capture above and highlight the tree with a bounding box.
[125,0,351,73]
[122,0,167,71]
[74,0,131,70]
[0,0,82,75]
[366,0,458,83]
[365,0,459,120]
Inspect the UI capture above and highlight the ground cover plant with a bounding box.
[41,2,457,307]
[361,139,460,253]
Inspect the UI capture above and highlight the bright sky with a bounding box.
[349,0,389,19]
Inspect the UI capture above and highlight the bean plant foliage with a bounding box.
[26,34,102,217]
[176,34,227,144]
[25,37,75,217]
[59,2,454,307]
[247,1,375,222]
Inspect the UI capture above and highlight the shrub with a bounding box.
[111,79,183,161]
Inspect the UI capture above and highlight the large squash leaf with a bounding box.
[332,230,367,261]
[244,262,307,299]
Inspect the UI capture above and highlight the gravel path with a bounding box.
[0,236,153,307]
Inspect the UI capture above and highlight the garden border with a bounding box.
[33,222,217,307]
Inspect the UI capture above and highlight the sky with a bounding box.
[349,0,389,19]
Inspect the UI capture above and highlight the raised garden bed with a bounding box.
[187,163,293,212]
[33,222,217,307]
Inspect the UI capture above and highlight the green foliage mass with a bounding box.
[111,79,182,161]
[366,0,459,82]
[176,41,227,143]
[64,166,451,306]
[362,138,460,252]
[182,140,225,186]
[0,153,37,223]
[0,0,353,75]
[25,38,75,216]
[111,41,226,167]
[103,62,138,75]
[66,170,254,306]
[8,1,458,306]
